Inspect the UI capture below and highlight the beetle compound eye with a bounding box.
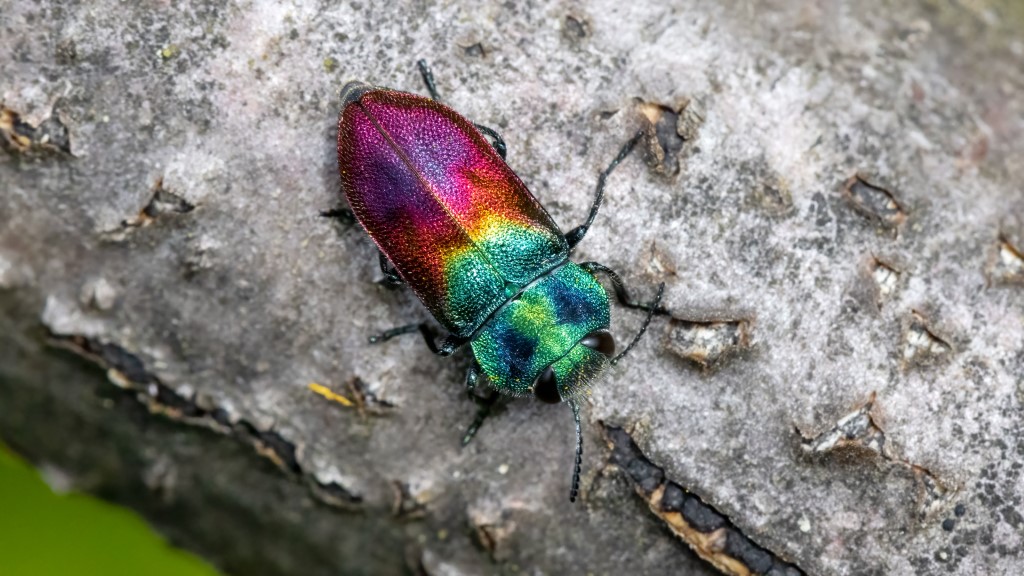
[534,367,561,404]
[580,330,615,359]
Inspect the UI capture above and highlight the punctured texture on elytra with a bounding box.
[336,83,615,397]
[337,85,568,337]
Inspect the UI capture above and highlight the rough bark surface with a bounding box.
[2,1,1023,575]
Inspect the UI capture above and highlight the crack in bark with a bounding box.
[102,177,197,241]
[664,317,753,369]
[797,392,955,521]
[901,310,954,370]
[602,424,805,576]
[46,331,363,509]
[987,233,1024,286]
[843,174,906,231]
[0,106,72,156]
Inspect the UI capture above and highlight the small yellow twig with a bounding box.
[308,382,355,407]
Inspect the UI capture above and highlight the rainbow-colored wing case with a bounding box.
[338,85,569,338]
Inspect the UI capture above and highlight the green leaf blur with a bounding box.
[0,445,220,576]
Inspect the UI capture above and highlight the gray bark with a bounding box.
[2,1,1023,575]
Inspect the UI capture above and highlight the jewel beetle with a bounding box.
[336,61,664,502]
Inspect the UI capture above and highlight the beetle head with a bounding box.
[533,330,615,403]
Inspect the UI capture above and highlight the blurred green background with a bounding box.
[0,443,220,576]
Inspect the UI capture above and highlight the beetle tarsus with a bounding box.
[367,322,463,356]
[461,389,500,446]
[367,323,422,344]
[366,319,446,352]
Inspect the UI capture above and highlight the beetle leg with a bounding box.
[579,261,670,315]
[465,361,481,399]
[367,323,421,343]
[416,59,442,102]
[610,282,664,365]
[319,206,355,224]
[368,323,466,356]
[473,124,508,160]
[431,332,468,356]
[415,60,506,160]
[565,130,645,250]
[579,261,665,364]
[377,252,404,289]
[461,389,500,446]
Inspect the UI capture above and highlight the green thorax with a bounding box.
[470,262,610,398]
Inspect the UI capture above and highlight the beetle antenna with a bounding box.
[565,130,645,250]
[569,400,583,502]
[416,59,442,102]
[611,282,664,365]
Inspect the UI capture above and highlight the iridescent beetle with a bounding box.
[336,61,663,501]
